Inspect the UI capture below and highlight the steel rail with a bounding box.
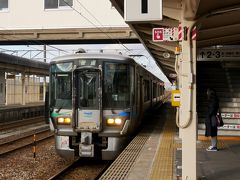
[0,129,53,156]
[48,159,80,180]
[0,116,45,131]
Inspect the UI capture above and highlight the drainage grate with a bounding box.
[99,133,151,180]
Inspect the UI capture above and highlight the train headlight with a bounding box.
[107,118,122,125]
[64,117,71,124]
[115,118,122,125]
[57,117,64,124]
[107,118,115,125]
[57,117,71,125]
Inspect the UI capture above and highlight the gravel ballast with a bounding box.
[0,138,106,180]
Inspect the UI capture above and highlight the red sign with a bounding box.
[152,28,164,41]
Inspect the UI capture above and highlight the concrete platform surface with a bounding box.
[198,141,240,180]
[176,140,240,180]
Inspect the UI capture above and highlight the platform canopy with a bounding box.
[110,0,240,80]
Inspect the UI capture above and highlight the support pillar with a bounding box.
[179,20,197,179]
[5,73,8,105]
[43,45,47,102]
[0,71,6,106]
[22,73,26,105]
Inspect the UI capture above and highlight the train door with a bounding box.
[150,80,153,107]
[75,68,102,132]
[135,74,140,119]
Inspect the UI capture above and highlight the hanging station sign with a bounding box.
[197,48,240,61]
[124,0,162,22]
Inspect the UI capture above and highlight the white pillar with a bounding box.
[13,76,16,104]
[0,71,5,106]
[22,73,26,105]
[5,73,8,105]
[43,76,46,101]
[179,20,197,179]
[43,45,47,102]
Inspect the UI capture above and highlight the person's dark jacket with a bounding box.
[205,95,219,137]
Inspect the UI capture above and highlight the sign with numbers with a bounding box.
[124,0,162,22]
[197,48,240,61]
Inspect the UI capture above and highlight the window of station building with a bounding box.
[44,0,73,9]
[0,0,8,11]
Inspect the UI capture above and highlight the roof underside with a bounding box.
[110,0,240,81]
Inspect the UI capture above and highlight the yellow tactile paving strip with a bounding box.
[150,113,176,180]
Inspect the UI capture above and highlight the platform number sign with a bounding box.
[197,48,240,61]
[124,0,162,22]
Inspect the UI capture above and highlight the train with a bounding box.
[48,52,165,160]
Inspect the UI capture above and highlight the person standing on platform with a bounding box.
[205,88,219,151]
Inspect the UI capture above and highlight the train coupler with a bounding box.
[79,132,94,157]
[79,144,94,157]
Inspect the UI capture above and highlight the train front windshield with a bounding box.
[77,71,98,108]
[103,63,131,108]
[50,62,72,109]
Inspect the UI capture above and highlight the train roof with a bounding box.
[51,52,163,82]
[51,53,133,63]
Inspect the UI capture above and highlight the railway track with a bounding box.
[0,128,53,156]
[48,159,80,180]
[0,116,45,132]
[48,159,110,180]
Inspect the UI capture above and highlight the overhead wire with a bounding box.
[63,0,132,52]
[75,0,104,27]
[0,26,69,57]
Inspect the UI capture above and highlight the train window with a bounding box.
[103,63,131,108]
[79,59,97,66]
[50,62,73,109]
[153,83,157,98]
[50,73,72,108]
[52,62,72,72]
[0,0,8,11]
[77,72,98,108]
[144,80,150,102]
[44,0,73,9]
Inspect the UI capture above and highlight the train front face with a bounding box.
[49,57,134,160]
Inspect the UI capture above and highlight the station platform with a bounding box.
[0,102,44,110]
[0,102,45,123]
[100,103,240,180]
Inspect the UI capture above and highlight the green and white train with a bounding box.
[48,52,165,160]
